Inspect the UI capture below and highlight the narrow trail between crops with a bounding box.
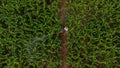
[59,0,69,68]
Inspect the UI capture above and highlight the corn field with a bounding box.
[0,0,120,68]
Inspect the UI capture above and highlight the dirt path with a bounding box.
[59,0,69,68]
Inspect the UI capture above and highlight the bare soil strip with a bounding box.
[59,0,69,68]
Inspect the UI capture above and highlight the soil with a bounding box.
[59,32,69,68]
[59,0,69,68]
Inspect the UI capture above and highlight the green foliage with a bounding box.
[0,0,120,68]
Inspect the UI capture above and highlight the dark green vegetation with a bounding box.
[0,0,120,68]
